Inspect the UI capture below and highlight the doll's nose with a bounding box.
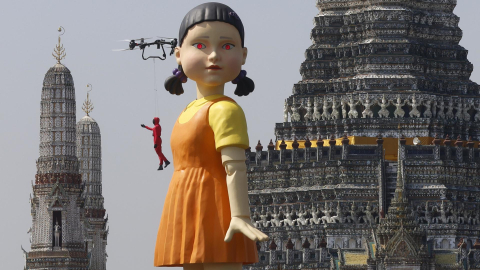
[208,49,220,63]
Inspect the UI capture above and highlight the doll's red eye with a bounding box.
[223,43,234,50]
[193,43,205,49]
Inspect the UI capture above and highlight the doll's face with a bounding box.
[175,21,247,88]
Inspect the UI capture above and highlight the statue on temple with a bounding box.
[474,103,480,122]
[439,201,448,224]
[296,205,309,226]
[347,96,360,119]
[463,102,472,122]
[270,207,284,227]
[283,100,290,122]
[361,94,376,118]
[346,202,360,224]
[256,207,271,228]
[407,94,422,118]
[291,104,301,122]
[378,95,391,118]
[310,204,323,225]
[446,99,454,119]
[455,100,464,120]
[321,98,331,120]
[447,205,457,224]
[283,206,297,226]
[437,100,446,119]
[313,99,321,121]
[304,99,313,122]
[321,202,332,224]
[362,202,376,224]
[330,203,345,223]
[341,99,347,119]
[392,96,407,118]
[423,100,433,118]
[331,96,342,120]
[54,221,61,248]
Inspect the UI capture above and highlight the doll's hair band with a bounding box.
[232,70,247,84]
[173,68,188,83]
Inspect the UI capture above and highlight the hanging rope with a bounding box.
[153,58,158,116]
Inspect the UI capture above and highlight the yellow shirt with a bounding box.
[179,94,249,151]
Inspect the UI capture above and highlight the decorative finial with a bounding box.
[52,26,66,64]
[82,84,94,116]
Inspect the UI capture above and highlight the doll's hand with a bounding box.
[224,216,269,243]
[141,124,145,128]
[154,144,157,148]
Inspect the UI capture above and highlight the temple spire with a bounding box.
[52,26,66,64]
[82,84,94,116]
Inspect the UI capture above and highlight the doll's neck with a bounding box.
[196,84,225,99]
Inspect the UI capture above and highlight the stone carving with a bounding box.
[304,100,313,122]
[361,94,376,118]
[378,95,390,118]
[291,104,301,122]
[423,100,433,118]
[392,96,407,118]
[331,97,342,120]
[321,99,331,120]
[407,94,422,118]
[283,100,289,122]
[313,99,321,121]
[347,96,360,119]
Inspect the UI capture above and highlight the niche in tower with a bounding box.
[52,211,62,248]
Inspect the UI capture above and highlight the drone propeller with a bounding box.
[156,36,176,40]
[118,37,153,42]
[112,48,139,52]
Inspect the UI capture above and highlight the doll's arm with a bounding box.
[221,146,269,243]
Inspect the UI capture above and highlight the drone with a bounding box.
[114,37,177,60]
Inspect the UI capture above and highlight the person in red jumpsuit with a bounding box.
[141,117,170,170]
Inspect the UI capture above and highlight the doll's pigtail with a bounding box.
[164,66,187,95]
[232,70,255,96]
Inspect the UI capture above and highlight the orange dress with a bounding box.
[154,97,258,267]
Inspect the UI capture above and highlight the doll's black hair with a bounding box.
[164,2,254,97]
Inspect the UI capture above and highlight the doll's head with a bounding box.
[164,2,254,97]
[153,117,160,125]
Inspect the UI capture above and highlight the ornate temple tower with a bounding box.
[76,88,108,270]
[277,0,480,159]
[246,1,480,269]
[26,34,89,269]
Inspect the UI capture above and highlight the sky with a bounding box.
[1,1,480,269]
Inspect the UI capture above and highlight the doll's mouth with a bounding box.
[206,65,221,70]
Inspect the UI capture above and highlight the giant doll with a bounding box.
[154,2,269,270]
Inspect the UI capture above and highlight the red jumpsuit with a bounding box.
[144,117,168,166]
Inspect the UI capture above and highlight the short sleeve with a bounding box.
[209,100,249,151]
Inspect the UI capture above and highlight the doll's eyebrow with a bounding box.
[220,36,233,39]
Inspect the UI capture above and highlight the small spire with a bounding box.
[279,139,287,150]
[285,238,294,250]
[82,84,94,116]
[467,136,475,148]
[341,134,349,145]
[267,139,275,151]
[302,238,311,249]
[52,27,66,64]
[269,239,277,250]
[292,137,299,149]
[304,137,312,148]
[316,135,324,148]
[376,134,384,145]
[455,135,463,147]
[255,140,263,151]
[432,134,441,145]
[444,134,452,146]
[329,134,336,146]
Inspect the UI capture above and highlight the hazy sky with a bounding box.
[2,1,480,269]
